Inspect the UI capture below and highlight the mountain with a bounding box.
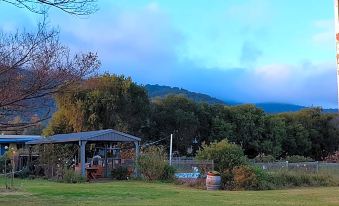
[145,84,227,105]
[144,84,337,113]
[255,103,307,113]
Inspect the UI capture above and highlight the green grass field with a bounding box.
[0,179,339,206]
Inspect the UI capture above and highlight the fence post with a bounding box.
[316,161,319,172]
[286,161,289,171]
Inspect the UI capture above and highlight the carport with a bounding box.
[26,129,141,177]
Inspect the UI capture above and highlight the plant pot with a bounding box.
[206,171,221,190]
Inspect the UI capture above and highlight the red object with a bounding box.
[336,33,339,41]
[86,167,98,181]
[207,171,220,176]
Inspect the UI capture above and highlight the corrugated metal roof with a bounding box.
[26,129,141,145]
[0,135,42,143]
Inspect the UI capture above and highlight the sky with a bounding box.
[0,0,337,108]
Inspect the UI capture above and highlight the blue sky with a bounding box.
[0,0,337,107]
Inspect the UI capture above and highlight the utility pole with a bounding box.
[169,134,173,165]
[334,0,339,112]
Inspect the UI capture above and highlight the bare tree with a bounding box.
[1,0,98,15]
[0,21,100,131]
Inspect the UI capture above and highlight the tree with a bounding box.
[260,116,285,158]
[229,105,266,158]
[43,74,150,136]
[0,22,100,131]
[1,0,98,15]
[148,95,200,155]
[196,139,247,172]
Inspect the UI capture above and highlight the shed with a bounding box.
[0,135,42,155]
[26,129,141,177]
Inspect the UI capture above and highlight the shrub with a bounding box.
[221,165,276,191]
[232,165,258,190]
[0,155,10,174]
[15,167,31,179]
[137,146,168,181]
[196,139,247,172]
[220,169,235,190]
[62,169,86,183]
[161,164,176,181]
[254,154,275,163]
[112,166,129,180]
[270,170,337,188]
[252,166,275,190]
[285,155,313,163]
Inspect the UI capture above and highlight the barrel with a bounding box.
[206,171,221,190]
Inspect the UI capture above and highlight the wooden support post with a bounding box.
[79,140,87,177]
[104,144,108,177]
[134,141,140,177]
[28,146,32,169]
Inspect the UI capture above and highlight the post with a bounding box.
[11,156,14,187]
[286,161,289,171]
[4,155,7,189]
[79,140,87,177]
[335,0,339,112]
[104,144,108,177]
[4,146,8,189]
[28,146,32,170]
[134,141,140,177]
[169,134,173,166]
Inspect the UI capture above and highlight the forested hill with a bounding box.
[255,103,306,113]
[145,84,226,105]
[144,84,337,113]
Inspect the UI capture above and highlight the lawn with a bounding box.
[0,179,339,206]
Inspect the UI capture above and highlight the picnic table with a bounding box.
[86,167,98,181]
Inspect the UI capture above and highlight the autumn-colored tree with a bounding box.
[43,74,150,136]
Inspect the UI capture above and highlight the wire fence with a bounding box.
[254,161,339,173]
[169,158,214,179]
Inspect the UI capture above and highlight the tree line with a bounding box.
[43,74,339,161]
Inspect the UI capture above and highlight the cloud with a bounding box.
[237,61,336,107]
[226,0,273,28]
[239,41,263,66]
[311,19,334,47]
[51,2,183,70]
[0,1,335,108]
[0,3,37,33]
[52,4,336,108]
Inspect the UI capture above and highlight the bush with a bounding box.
[112,166,129,180]
[252,166,275,190]
[270,170,337,188]
[15,167,31,179]
[137,146,168,181]
[254,154,275,163]
[285,155,313,163]
[220,169,234,190]
[161,164,176,181]
[0,155,9,174]
[196,139,247,172]
[232,165,258,190]
[62,169,86,183]
[221,165,277,191]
